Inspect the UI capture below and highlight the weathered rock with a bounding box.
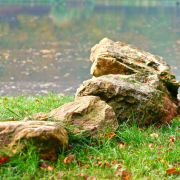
[0,121,68,159]
[90,38,180,98]
[76,74,178,125]
[49,96,118,137]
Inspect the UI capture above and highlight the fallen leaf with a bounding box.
[146,143,153,149]
[150,133,158,139]
[78,173,87,179]
[104,132,116,138]
[153,66,159,70]
[166,168,180,174]
[56,172,64,179]
[158,158,168,165]
[109,132,116,137]
[3,97,8,101]
[77,160,86,167]
[117,142,126,150]
[112,159,118,165]
[137,59,142,63]
[40,162,54,171]
[8,117,16,121]
[64,154,74,164]
[0,156,9,164]
[47,166,54,171]
[104,133,109,137]
[87,176,96,180]
[121,171,132,180]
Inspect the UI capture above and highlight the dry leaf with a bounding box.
[47,166,54,171]
[64,154,74,164]
[0,156,9,164]
[112,159,118,165]
[158,158,168,165]
[146,143,153,149]
[8,117,16,121]
[150,133,158,139]
[40,162,51,169]
[40,162,54,171]
[109,132,116,137]
[56,172,64,179]
[78,173,87,180]
[104,133,109,138]
[87,176,96,180]
[166,168,180,174]
[117,142,126,150]
[104,132,116,138]
[121,171,132,180]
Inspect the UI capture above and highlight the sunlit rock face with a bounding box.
[0,121,68,159]
[90,38,179,98]
[49,96,118,137]
[76,74,178,125]
[76,38,180,125]
[25,96,118,138]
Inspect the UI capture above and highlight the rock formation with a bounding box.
[76,38,180,125]
[28,96,118,137]
[90,38,179,98]
[0,121,68,159]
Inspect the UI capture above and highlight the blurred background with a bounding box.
[0,0,180,96]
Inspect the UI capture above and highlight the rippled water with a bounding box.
[0,1,180,96]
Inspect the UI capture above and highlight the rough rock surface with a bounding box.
[49,96,118,136]
[76,74,178,125]
[90,38,180,98]
[0,121,68,158]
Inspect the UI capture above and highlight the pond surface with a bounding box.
[0,1,180,96]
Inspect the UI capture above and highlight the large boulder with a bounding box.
[49,96,118,137]
[76,74,178,125]
[0,121,68,159]
[90,38,180,98]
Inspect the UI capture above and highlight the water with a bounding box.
[0,1,180,96]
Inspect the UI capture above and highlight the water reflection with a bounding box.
[0,2,180,96]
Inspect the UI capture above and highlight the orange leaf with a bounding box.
[0,156,9,164]
[146,143,153,149]
[166,168,180,174]
[47,166,54,172]
[112,159,118,165]
[104,133,108,137]
[8,117,16,121]
[137,59,142,63]
[121,171,132,180]
[109,132,116,137]
[64,154,74,164]
[158,158,168,165]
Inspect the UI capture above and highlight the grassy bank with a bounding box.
[1,94,180,179]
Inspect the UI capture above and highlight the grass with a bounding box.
[0,93,180,179]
